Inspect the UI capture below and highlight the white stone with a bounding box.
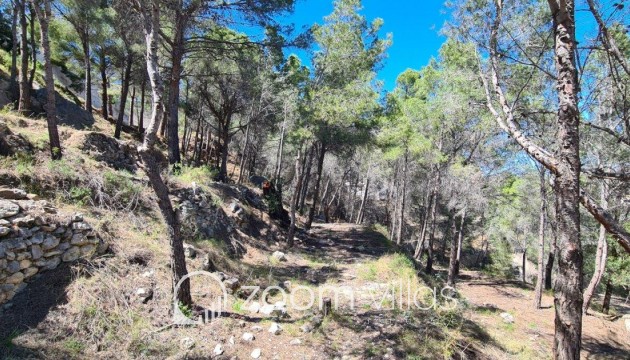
[268,322,282,335]
[248,301,261,313]
[251,348,261,359]
[229,336,235,345]
[500,312,514,324]
[213,344,224,356]
[179,337,195,350]
[242,332,255,342]
[251,325,263,332]
[272,251,287,262]
[290,338,302,345]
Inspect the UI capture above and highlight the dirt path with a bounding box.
[457,270,630,359]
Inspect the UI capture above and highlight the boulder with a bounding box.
[179,337,195,350]
[62,246,81,262]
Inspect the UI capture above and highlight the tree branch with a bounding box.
[580,188,630,254]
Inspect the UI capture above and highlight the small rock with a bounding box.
[0,226,10,237]
[249,302,261,314]
[141,270,154,278]
[290,338,302,345]
[71,213,84,222]
[229,336,235,345]
[23,267,38,278]
[0,200,20,219]
[5,272,24,284]
[183,243,197,259]
[242,332,255,342]
[300,323,314,333]
[62,246,81,262]
[223,278,240,293]
[11,215,34,226]
[213,344,224,356]
[272,251,287,262]
[251,325,263,332]
[42,236,60,250]
[500,312,514,324]
[179,337,195,350]
[31,245,43,260]
[251,348,261,359]
[268,322,282,335]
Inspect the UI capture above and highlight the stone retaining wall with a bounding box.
[0,188,106,305]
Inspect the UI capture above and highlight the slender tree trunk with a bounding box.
[180,80,189,157]
[396,150,408,245]
[237,123,250,183]
[305,143,326,229]
[298,147,314,213]
[82,38,92,113]
[356,166,370,225]
[415,180,432,259]
[425,170,440,274]
[9,4,18,103]
[114,49,133,139]
[548,2,583,358]
[318,176,330,215]
[166,13,184,165]
[139,75,146,133]
[274,105,287,189]
[32,0,61,160]
[129,86,135,127]
[522,249,527,284]
[601,278,612,314]
[582,182,609,314]
[136,1,191,307]
[28,5,36,89]
[535,169,547,309]
[546,251,555,291]
[18,1,30,113]
[108,94,114,119]
[455,207,466,275]
[447,213,459,288]
[287,147,303,247]
[99,48,108,120]
[218,118,230,182]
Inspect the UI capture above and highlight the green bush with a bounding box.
[175,165,218,186]
[103,170,142,208]
[69,186,92,206]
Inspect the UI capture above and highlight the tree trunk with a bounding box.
[545,251,555,291]
[425,170,440,274]
[166,14,184,165]
[298,147,314,213]
[18,1,30,114]
[415,181,432,259]
[455,207,466,275]
[9,4,18,103]
[139,75,146,133]
[522,249,527,284]
[114,49,133,139]
[582,182,609,314]
[237,123,250,184]
[535,169,547,309]
[129,86,135,127]
[287,147,303,247]
[218,118,230,182]
[318,176,330,216]
[274,105,287,189]
[356,166,370,225]
[32,0,61,160]
[548,2,584,358]
[99,48,108,120]
[396,150,408,245]
[137,1,191,307]
[28,5,36,89]
[82,37,92,113]
[601,278,612,314]
[305,143,326,229]
[447,213,459,288]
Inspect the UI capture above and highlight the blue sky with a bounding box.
[281,0,449,91]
